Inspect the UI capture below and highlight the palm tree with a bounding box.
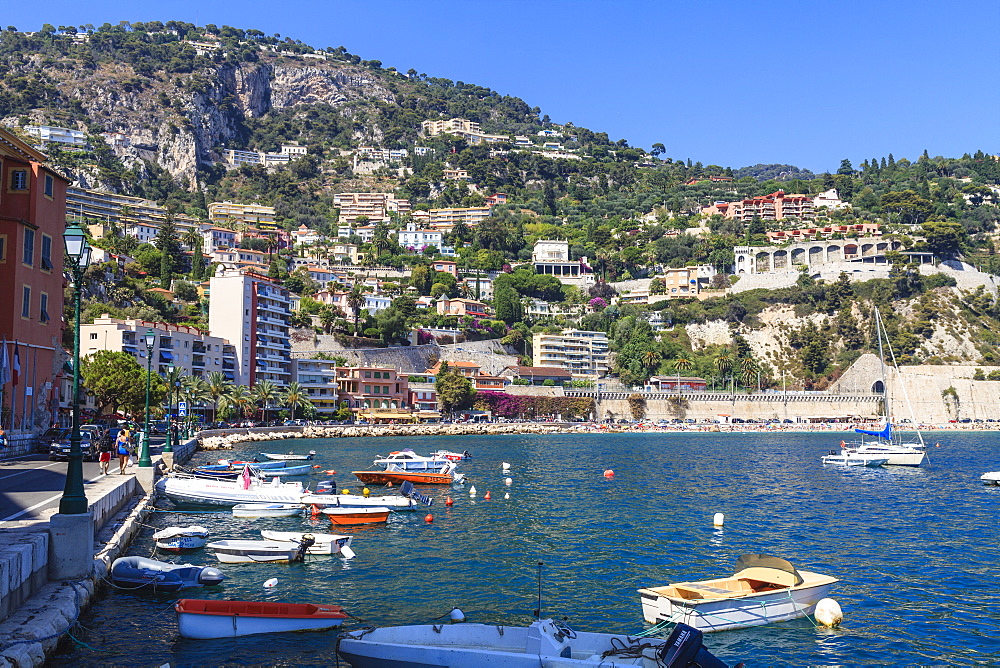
[643,350,661,370]
[280,381,312,420]
[673,357,692,393]
[205,371,232,423]
[346,285,366,334]
[738,356,759,392]
[219,384,253,421]
[181,376,211,428]
[253,380,279,424]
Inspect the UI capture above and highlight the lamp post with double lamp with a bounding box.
[138,329,155,467]
[51,223,93,580]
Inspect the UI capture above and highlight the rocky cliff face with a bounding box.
[33,54,395,187]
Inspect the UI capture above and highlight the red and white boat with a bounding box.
[430,449,471,462]
[175,599,347,638]
[353,462,464,486]
[324,506,391,526]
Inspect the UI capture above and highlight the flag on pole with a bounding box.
[0,338,9,386]
[12,342,21,386]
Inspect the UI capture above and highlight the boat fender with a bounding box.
[263,578,278,588]
[505,477,512,486]
[362,487,370,497]
[449,607,466,622]
[815,598,843,627]
[502,462,511,470]
[504,493,510,499]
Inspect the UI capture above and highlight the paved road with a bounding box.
[0,437,166,523]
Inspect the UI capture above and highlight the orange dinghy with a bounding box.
[323,506,391,525]
[175,599,347,638]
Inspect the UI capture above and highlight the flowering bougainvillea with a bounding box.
[473,391,595,419]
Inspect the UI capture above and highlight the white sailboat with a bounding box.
[830,308,926,467]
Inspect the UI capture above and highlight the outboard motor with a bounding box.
[293,534,316,562]
[196,566,226,587]
[315,480,335,495]
[658,623,735,668]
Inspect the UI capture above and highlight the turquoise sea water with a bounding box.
[51,431,1000,666]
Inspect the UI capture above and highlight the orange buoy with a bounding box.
[603,469,615,479]
[387,482,393,487]
[445,496,454,506]
[311,504,320,517]
[484,491,492,500]
[312,465,321,468]
[324,470,336,475]
[424,514,433,522]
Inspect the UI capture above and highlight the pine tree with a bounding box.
[155,217,180,287]
[190,236,205,280]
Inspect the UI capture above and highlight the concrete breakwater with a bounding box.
[199,423,568,450]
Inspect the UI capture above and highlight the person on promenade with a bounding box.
[115,429,130,474]
[0,426,6,449]
[99,438,112,475]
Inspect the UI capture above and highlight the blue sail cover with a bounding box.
[855,423,893,440]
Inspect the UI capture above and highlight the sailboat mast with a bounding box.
[876,306,926,447]
[875,307,889,424]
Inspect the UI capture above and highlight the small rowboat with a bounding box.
[260,530,356,558]
[261,451,317,461]
[152,526,210,552]
[207,538,315,563]
[232,503,302,518]
[637,554,838,632]
[323,507,390,526]
[176,599,347,639]
[223,459,287,469]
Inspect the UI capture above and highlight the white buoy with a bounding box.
[502,462,511,470]
[504,492,510,499]
[814,598,843,627]
[504,477,512,486]
[449,607,466,623]
[263,578,278,588]
[469,485,477,497]
[713,512,725,527]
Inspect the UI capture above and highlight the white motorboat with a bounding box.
[260,530,355,558]
[156,473,430,510]
[111,557,224,591]
[176,599,347,639]
[260,450,316,461]
[981,471,1000,485]
[156,474,307,506]
[151,526,210,552]
[821,452,889,467]
[207,538,316,564]
[232,503,303,518]
[338,618,732,667]
[373,449,451,471]
[637,554,838,632]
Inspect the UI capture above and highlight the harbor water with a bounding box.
[51,431,1000,666]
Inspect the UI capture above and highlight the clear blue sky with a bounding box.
[12,0,1000,173]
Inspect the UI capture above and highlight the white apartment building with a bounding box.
[81,315,236,382]
[292,224,322,246]
[68,186,200,237]
[209,269,292,387]
[397,222,444,252]
[202,227,238,253]
[356,147,409,162]
[24,125,87,147]
[532,329,610,379]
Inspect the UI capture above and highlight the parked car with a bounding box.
[49,430,98,461]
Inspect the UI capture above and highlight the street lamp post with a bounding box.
[164,365,174,453]
[58,224,91,515]
[172,378,181,445]
[139,329,155,467]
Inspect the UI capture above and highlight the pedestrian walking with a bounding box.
[99,438,112,475]
[0,426,6,449]
[115,429,130,474]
